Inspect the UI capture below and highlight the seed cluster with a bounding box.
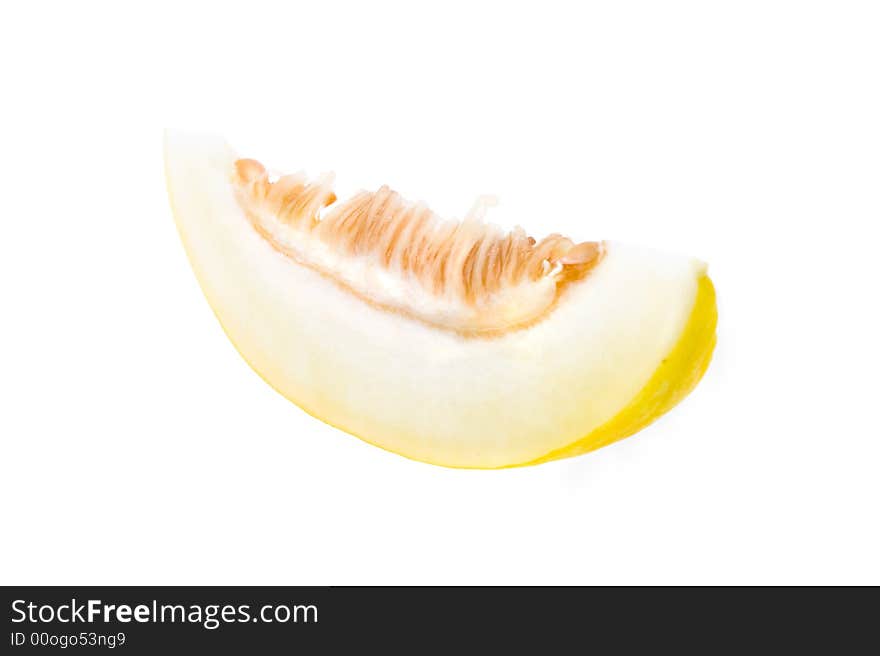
[234,158,600,305]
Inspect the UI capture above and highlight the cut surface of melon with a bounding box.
[164,131,717,469]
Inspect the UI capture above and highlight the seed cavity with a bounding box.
[232,158,603,335]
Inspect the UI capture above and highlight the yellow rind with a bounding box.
[519,274,717,468]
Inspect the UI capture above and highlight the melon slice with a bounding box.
[164,131,717,468]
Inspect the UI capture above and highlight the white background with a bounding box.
[1,1,878,585]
